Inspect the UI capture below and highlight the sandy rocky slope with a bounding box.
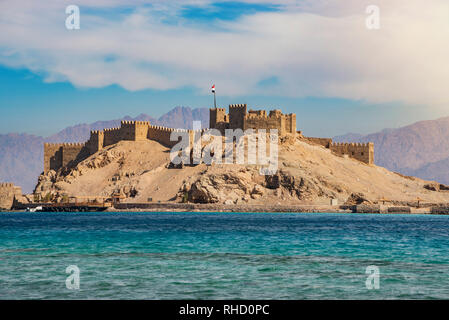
[34,136,449,206]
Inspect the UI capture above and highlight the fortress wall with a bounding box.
[1,183,23,210]
[285,114,296,134]
[103,127,122,147]
[44,143,64,173]
[120,121,136,141]
[330,142,374,164]
[278,116,286,135]
[0,182,14,188]
[303,137,333,148]
[148,125,183,148]
[44,121,152,175]
[86,130,104,154]
[247,110,267,117]
[135,121,151,141]
[216,105,296,135]
[242,109,297,135]
[42,121,201,175]
[120,121,150,141]
[0,182,19,209]
[44,143,87,173]
[244,112,285,134]
[148,125,199,148]
[61,143,85,168]
[210,108,228,129]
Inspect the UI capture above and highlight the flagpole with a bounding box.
[214,91,217,109]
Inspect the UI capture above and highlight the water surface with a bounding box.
[0,212,448,299]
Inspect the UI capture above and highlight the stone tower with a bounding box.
[229,104,247,130]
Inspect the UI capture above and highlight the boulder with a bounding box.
[344,192,371,205]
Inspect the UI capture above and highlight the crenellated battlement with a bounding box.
[121,120,151,125]
[245,109,295,120]
[44,142,85,147]
[0,182,14,188]
[44,141,87,173]
[246,110,267,118]
[331,142,372,147]
[329,142,374,164]
[300,137,374,164]
[210,104,296,135]
[45,115,199,172]
[229,104,247,109]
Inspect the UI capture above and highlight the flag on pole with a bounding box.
[211,84,217,108]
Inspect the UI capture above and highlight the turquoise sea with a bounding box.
[0,212,448,299]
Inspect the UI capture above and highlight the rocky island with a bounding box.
[3,104,449,214]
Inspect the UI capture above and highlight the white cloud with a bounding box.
[0,0,448,106]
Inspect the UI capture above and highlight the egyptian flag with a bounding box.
[211,84,216,93]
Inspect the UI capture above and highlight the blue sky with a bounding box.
[0,0,448,137]
[181,2,281,22]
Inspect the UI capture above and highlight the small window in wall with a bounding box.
[361,152,364,156]
[352,152,354,155]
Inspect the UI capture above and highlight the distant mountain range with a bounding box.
[0,106,209,193]
[46,106,209,143]
[334,116,449,185]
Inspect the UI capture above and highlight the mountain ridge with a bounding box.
[334,115,449,184]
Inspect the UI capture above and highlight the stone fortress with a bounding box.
[0,183,23,210]
[43,104,374,174]
[44,122,199,173]
[302,136,374,166]
[210,104,297,135]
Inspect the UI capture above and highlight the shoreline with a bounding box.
[6,202,449,215]
[111,202,444,214]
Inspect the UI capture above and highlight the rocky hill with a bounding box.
[5,108,449,194]
[0,107,209,193]
[334,116,449,184]
[34,136,449,206]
